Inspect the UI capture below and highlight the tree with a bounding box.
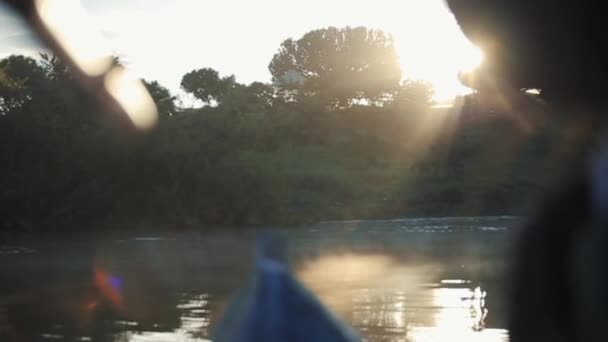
[0,65,24,115]
[269,26,402,108]
[180,68,236,105]
[0,55,47,115]
[39,53,70,81]
[220,82,275,115]
[144,80,176,118]
[393,80,434,113]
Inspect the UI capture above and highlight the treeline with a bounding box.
[0,27,600,235]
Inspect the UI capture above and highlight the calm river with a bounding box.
[0,216,515,341]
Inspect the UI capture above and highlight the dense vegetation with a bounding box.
[0,27,600,235]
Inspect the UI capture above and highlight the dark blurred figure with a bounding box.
[447,1,608,341]
[448,0,607,105]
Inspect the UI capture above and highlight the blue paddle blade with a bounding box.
[212,233,361,342]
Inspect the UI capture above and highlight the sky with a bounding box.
[0,0,482,102]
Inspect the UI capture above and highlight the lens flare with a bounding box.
[104,67,158,131]
[94,268,123,308]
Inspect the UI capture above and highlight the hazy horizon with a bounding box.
[0,0,481,102]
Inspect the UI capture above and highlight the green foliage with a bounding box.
[0,55,47,115]
[0,27,599,235]
[144,80,177,117]
[180,68,236,104]
[269,27,402,108]
[219,82,275,115]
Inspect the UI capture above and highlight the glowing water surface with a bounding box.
[0,216,513,341]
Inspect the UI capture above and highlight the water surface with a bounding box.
[0,216,514,341]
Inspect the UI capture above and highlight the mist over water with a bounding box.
[0,216,514,341]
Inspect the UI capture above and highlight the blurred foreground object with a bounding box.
[2,0,158,132]
[447,0,607,105]
[213,233,360,342]
[447,1,608,341]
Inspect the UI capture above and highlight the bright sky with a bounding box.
[0,0,482,102]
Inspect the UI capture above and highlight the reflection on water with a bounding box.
[0,216,513,341]
[298,254,508,342]
[112,293,212,341]
[407,287,507,342]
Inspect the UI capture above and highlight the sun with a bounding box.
[390,1,484,102]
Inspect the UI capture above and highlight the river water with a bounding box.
[0,216,515,341]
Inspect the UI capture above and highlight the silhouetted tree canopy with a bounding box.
[0,55,47,115]
[180,68,236,105]
[144,80,177,117]
[393,80,434,112]
[269,26,402,108]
